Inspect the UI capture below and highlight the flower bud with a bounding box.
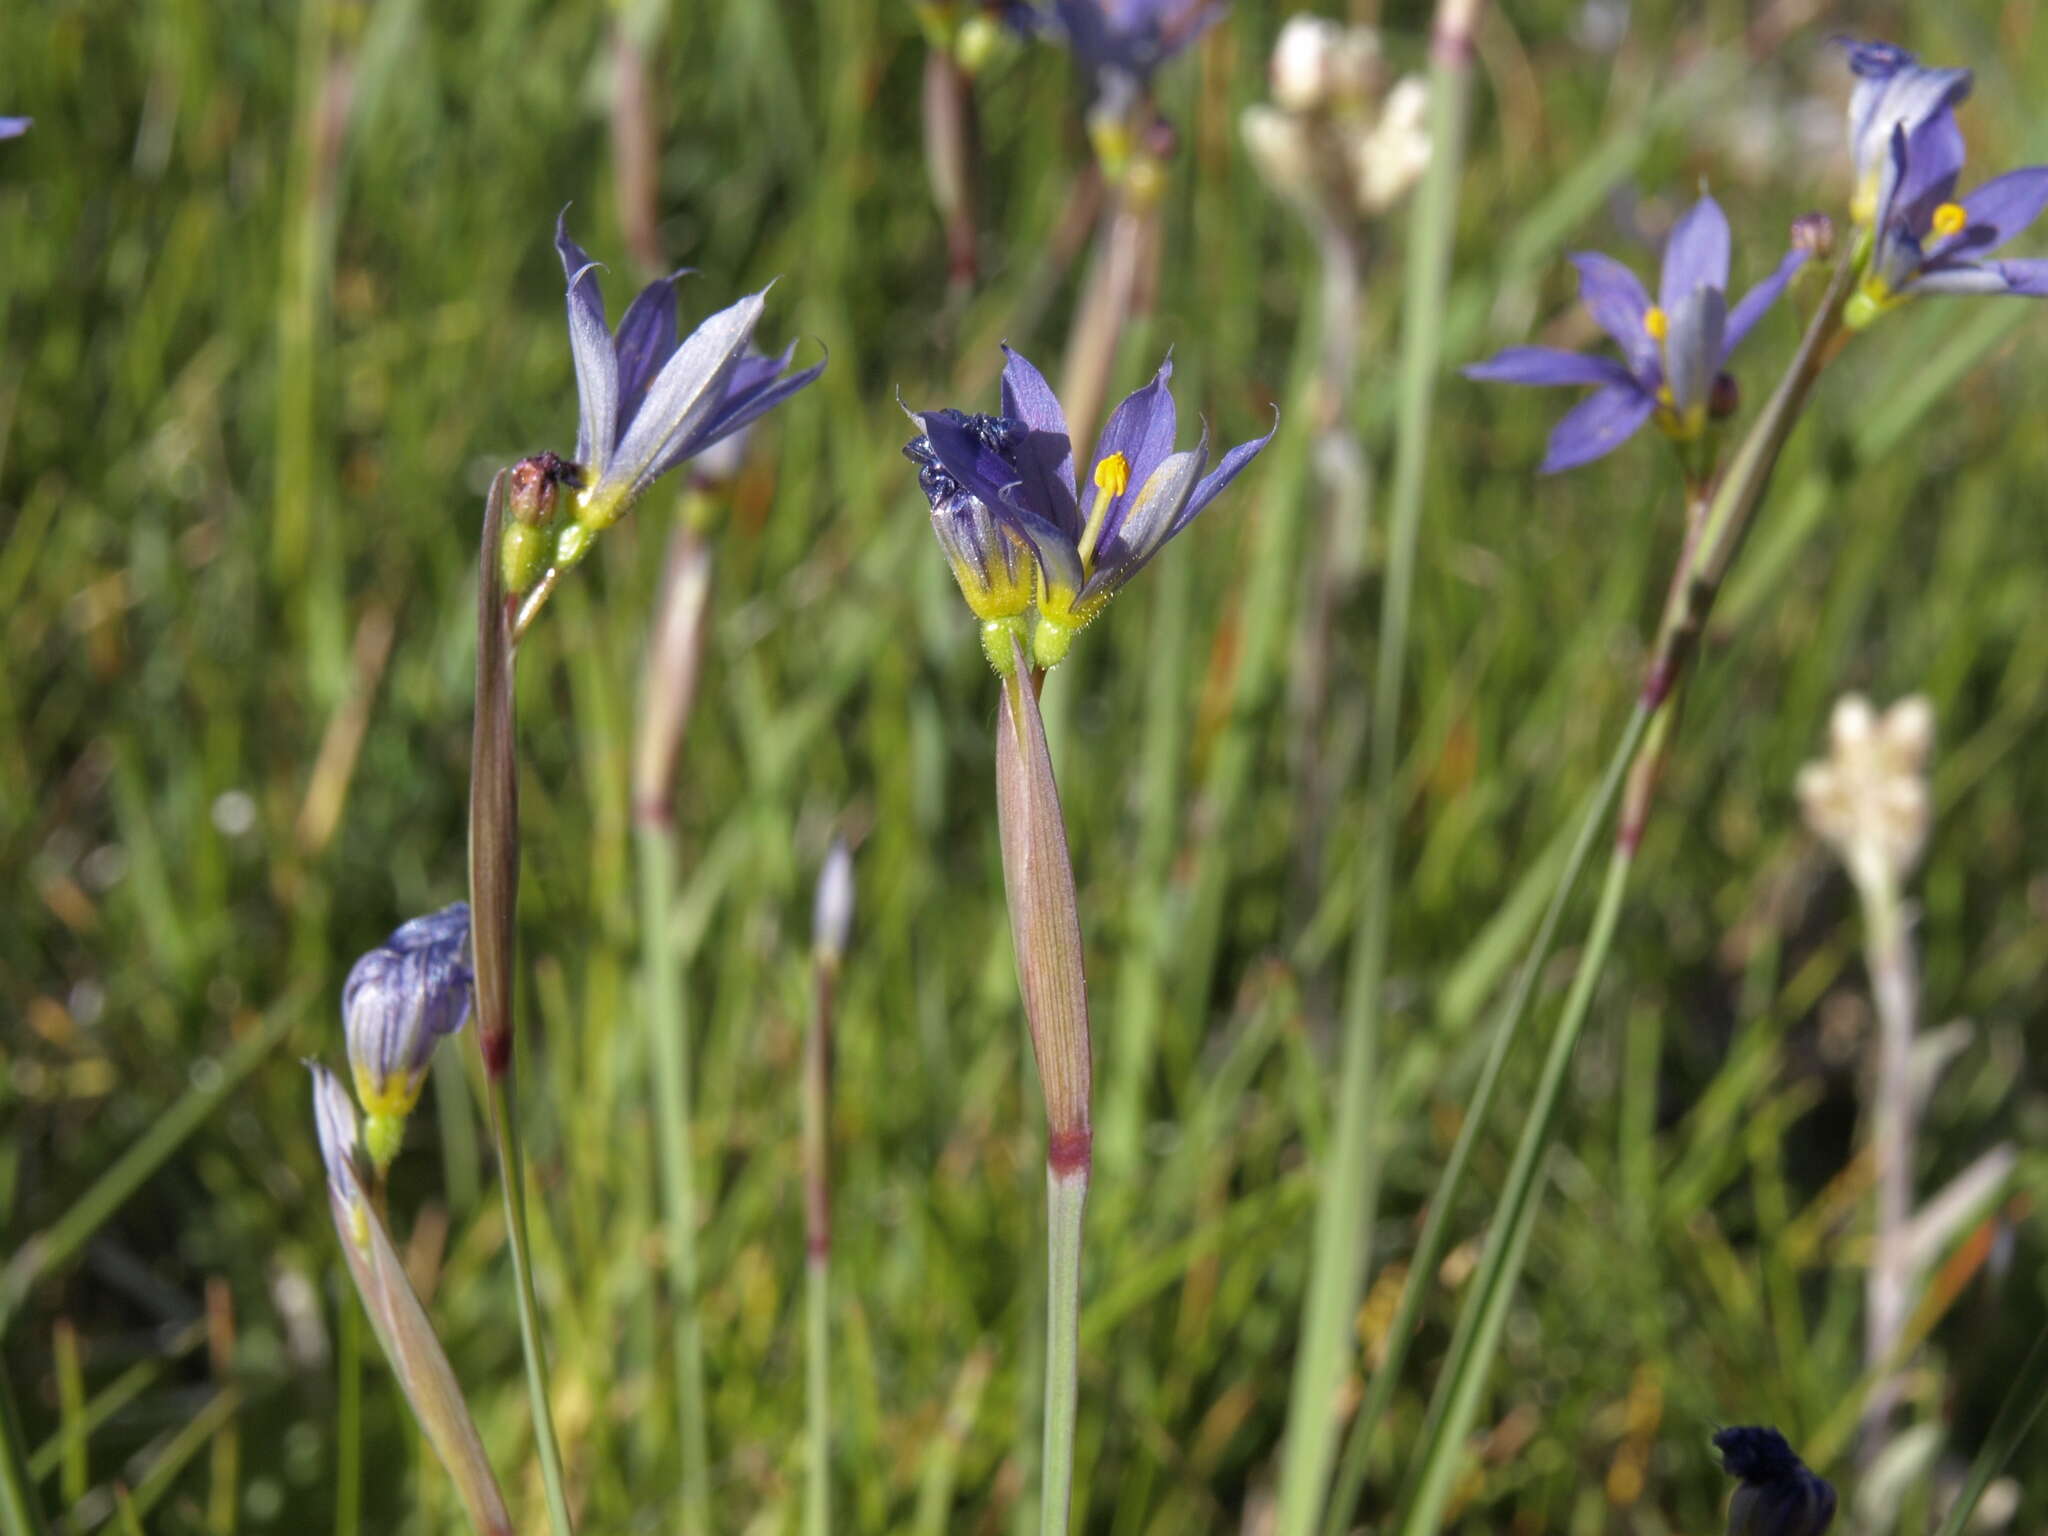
[1709,371,1741,421]
[1270,15,1346,112]
[1791,211,1836,261]
[1713,1427,1836,1536]
[813,839,855,967]
[905,415,1040,647]
[1241,105,1318,206]
[1353,75,1432,214]
[344,903,474,1174]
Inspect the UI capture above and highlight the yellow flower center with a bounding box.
[1093,451,1131,498]
[1643,306,1668,342]
[1931,201,1968,239]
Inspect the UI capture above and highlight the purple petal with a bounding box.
[611,288,767,500]
[1464,346,1637,389]
[1083,356,1178,558]
[1079,444,1207,606]
[1569,253,1657,375]
[1000,345,1080,540]
[1723,247,1808,360]
[1538,383,1655,475]
[556,213,618,472]
[689,342,827,456]
[995,489,1087,602]
[613,279,681,437]
[1662,285,1725,418]
[1659,194,1731,313]
[1910,261,2023,296]
[1168,410,1277,540]
[1893,110,1967,231]
[1842,39,1972,192]
[1988,258,2048,295]
[0,117,29,140]
[1953,167,2048,255]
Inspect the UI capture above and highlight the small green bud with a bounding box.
[501,521,549,595]
[981,615,1029,676]
[1032,611,1078,671]
[554,517,595,570]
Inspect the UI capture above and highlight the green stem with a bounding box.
[335,1289,361,1536]
[803,954,836,1536]
[1274,9,1478,1531]
[1319,701,1651,1535]
[0,1367,50,1536]
[486,1073,576,1536]
[1040,1166,1088,1536]
[1398,835,1639,1534]
[636,822,712,1534]
[1930,1321,2048,1536]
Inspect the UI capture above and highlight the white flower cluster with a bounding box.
[1796,694,1934,895]
[1240,16,1432,224]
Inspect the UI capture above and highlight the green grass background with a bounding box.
[5,0,2048,1529]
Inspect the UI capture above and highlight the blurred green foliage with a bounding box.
[4,0,2048,1529]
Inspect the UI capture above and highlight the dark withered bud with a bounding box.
[1709,371,1740,421]
[502,453,572,595]
[1791,212,1835,261]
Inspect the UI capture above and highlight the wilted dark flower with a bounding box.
[1464,194,1805,474]
[0,118,28,140]
[905,346,1274,669]
[344,902,473,1172]
[1840,49,2048,323]
[554,213,823,534]
[1714,1426,1836,1536]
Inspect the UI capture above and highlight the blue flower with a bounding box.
[1465,194,1806,474]
[1714,1427,1836,1536]
[906,346,1274,669]
[1838,40,1971,229]
[1050,0,1223,91]
[343,902,474,1170]
[554,213,823,531]
[0,118,29,140]
[1838,47,2048,323]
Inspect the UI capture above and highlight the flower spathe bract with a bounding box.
[343,901,473,1172]
[1464,194,1806,475]
[309,1062,369,1250]
[905,346,1275,670]
[1846,87,2048,325]
[554,212,824,533]
[1713,1426,1836,1536]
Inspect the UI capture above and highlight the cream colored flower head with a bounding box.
[1795,693,1934,892]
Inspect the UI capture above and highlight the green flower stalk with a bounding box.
[804,839,854,1536]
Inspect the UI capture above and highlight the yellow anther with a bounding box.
[1931,201,1968,238]
[1655,385,1675,409]
[1093,451,1131,499]
[1643,307,1669,342]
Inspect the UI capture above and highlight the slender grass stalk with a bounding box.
[52,1321,85,1510]
[632,525,716,1532]
[335,1271,362,1536]
[1397,841,1636,1534]
[1274,6,1481,1530]
[0,993,307,1336]
[29,1322,206,1483]
[0,1368,51,1536]
[485,1075,575,1536]
[1927,1321,2048,1536]
[636,823,713,1534]
[1860,879,1915,1458]
[1320,702,1651,1535]
[803,840,851,1536]
[1041,1166,1088,1536]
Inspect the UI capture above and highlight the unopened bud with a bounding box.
[1353,75,1432,214]
[508,452,567,527]
[1270,15,1345,112]
[1242,105,1318,205]
[1791,212,1835,261]
[1796,693,1935,894]
[1709,371,1740,421]
[813,839,855,965]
